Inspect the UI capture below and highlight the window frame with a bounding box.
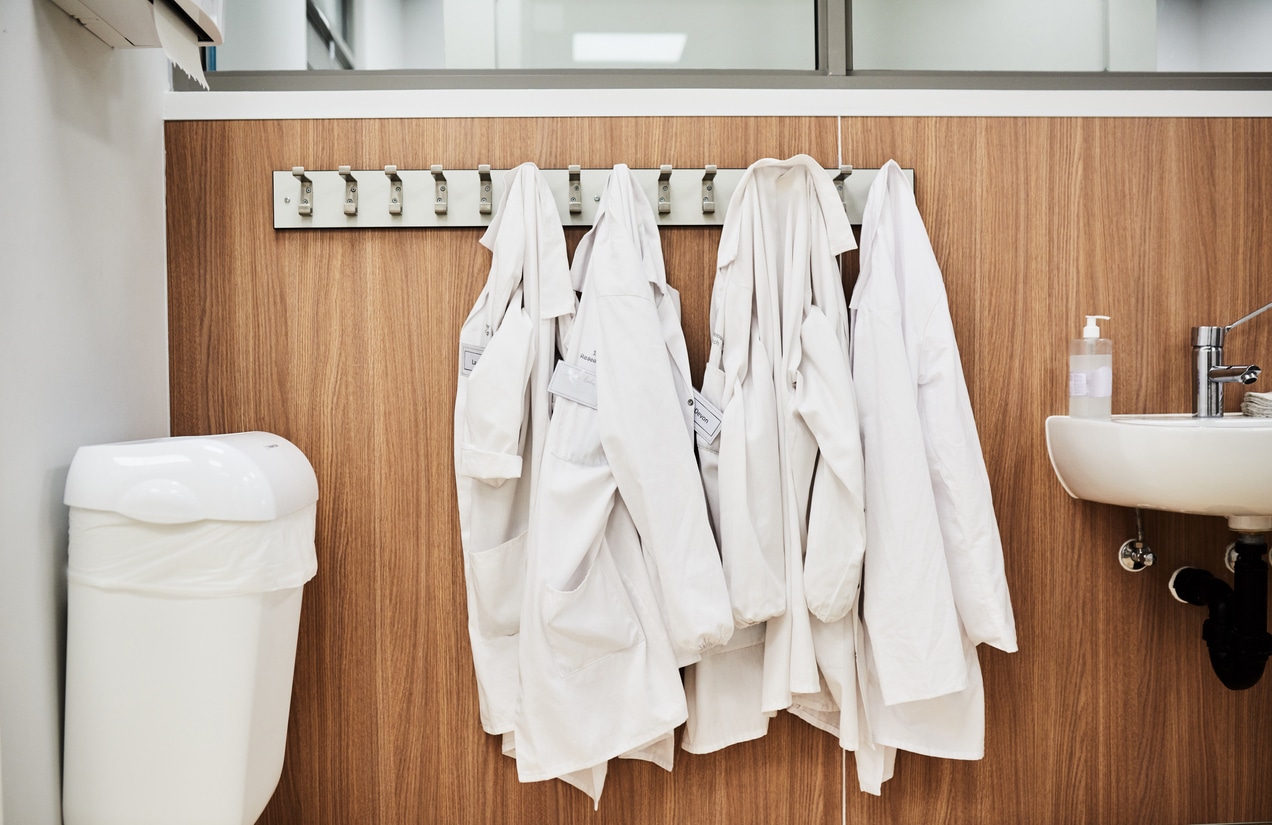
[177,0,1272,93]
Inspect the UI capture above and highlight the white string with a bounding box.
[841,748,848,825]
[836,114,843,169]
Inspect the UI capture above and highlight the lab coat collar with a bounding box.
[573,164,671,296]
[479,162,575,321]
[716,155,857,270]
[851,159,906,310]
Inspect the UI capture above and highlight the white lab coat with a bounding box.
[684,156,867,754]
[454,163,576,738]
[849,160,1018,791]
[514,165,733,804]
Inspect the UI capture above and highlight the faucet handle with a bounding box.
[1226,300,1272,334]
[1193,326,1226,348]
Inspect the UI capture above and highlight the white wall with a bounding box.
[355,0,406,69]
[510,0,812,70]
[853,0,1157,71]
[212,0,307,71]
[1158,0,1272,71]
[0,3,170,824]
[1198,0,1272,71]
[1156,0,1201,71]
[401,0,446,68]
[853,0,1105,70]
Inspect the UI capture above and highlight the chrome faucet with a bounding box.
[1192,300,1272,417]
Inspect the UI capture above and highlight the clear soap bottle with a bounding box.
[1069,315,1112,418]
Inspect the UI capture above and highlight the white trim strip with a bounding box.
[164,88,1272,121]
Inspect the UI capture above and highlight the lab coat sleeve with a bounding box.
[716,362,787,626]
[794,306,866,623]
[852,295,968,706]
[597,291,735,656]
[706,255,786,627]
[918,306,1018,652]
[459,300,535,484]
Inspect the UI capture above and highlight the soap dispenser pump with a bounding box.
[1070,314,1112,418]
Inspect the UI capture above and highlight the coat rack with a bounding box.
[272,165,915,230]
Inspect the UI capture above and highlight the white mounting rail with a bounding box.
[272,165,914,230]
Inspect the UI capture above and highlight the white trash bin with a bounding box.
[61,432,319,825]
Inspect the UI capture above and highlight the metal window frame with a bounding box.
[177,0,1272,93]
[306,0,356,71]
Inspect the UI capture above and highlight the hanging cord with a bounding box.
[841,748,848,825]
[836,115,844,169]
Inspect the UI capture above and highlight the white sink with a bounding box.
[1045,414,1272,531]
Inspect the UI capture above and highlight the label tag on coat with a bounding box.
[692,389,724,443]
[548,360,598,409]
[459,343,485,377]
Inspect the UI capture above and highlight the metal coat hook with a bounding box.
[385,166,402,215]
[834,165,854,213]
[338,166,358,216]
[431,165,448,214]
[291,167,313,216]
[657,165,673,214]
[478,164,493,214]
[568,165,582,214]
[701,165,718,214]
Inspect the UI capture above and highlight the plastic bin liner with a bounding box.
[68,503,317,597]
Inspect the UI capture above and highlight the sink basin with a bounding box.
[1045,414,1272,530]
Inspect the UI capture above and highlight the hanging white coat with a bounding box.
[454,163,576,742]
[850,160,1018,792]
[514,165,734,804]
[685,156,867,754]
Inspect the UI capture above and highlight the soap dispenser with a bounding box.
[1070,315,1112,418]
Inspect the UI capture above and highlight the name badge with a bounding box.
[692,389,724,443]
[548,361,598,410]
[459,343,485,377]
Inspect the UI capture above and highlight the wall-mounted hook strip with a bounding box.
[701,165,717,214]
[478,165,493,214]
[292,167,313,216]
[568,165,582,215]
[431,165,448,214]
[385,166,403,215]
[338,166,358,216]
[272,165,913,230]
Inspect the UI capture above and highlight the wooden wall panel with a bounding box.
[165,115,1272,825]
[165,117,843,825]
[839,117,1272,825]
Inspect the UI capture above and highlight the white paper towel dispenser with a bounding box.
[46,0,224,48]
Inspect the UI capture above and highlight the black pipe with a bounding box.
[1170,534,1272,690]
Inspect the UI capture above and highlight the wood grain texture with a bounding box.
[840,116,1272,825]
[165,117,842,825]
[165,115,1272,825]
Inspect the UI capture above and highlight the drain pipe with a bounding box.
[1169,533,1272,690]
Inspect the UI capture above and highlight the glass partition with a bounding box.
[851,0,1272,72]
[198,0,1272,86]
[211,0,816,72]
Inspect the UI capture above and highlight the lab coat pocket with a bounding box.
[465,531,527,638]
[547,394,607,466]
[543,544,644,677]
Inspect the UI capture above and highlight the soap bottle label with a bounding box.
[1069,367,1112,399]
[1089,366,1112,398]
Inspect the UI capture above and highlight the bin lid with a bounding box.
[64,432,319,524]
